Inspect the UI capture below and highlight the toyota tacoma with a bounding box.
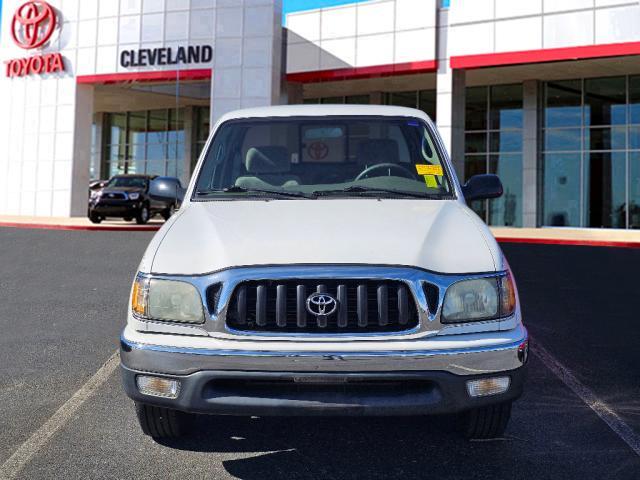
[89,174,183,224]
[120,105,528,440]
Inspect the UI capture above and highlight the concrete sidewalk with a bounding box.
[492,227,640,247]
[0,215,164,231]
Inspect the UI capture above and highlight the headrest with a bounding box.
[357,139,399,165]
[245,146,290,174]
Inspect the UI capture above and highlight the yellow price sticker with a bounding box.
[416,164,444,176]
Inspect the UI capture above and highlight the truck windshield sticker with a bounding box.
[424,175,438,188]
[416,164,443,176]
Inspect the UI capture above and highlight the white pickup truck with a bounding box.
[120,105,528,440]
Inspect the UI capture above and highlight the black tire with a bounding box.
[135,403,188,438]
[136,205,150,225]
[124,217,133,222]
[161,204,175,221]
[461,401,512,440]
[89,213,102,224]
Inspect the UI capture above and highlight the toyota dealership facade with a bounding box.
[1,0,640,230]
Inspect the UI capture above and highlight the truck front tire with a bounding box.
[136,205,150,225]
[135,403,189,438]
[461,401,512,440]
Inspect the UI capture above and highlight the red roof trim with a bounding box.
[450,41,640,70]
[286,60,437,83]
[76,69,212,85]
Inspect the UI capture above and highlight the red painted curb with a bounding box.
[495,237,640,249]
[0,222,161,232]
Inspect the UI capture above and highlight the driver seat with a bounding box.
[235,146,301,189]
[356,139,400,167]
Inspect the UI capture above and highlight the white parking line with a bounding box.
[532,340,640,457]
[0,351,120,480]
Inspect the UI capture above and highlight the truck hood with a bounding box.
[144,200,502,275]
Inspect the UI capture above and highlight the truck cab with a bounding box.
[120,105,528,440]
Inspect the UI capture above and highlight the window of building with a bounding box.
[193,107,211,171]
[103,109,185,180]
[464,84,523,227]
[303,91,436,121]
[303,95,371,105]
[543,76,638,229]
[384,90,436,122]
[102,108,211,183]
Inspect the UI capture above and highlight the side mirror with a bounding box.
[462,174,503,202]
[148,179,168,199]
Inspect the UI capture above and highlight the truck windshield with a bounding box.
[108,177,148,189]
[194,116,454,200]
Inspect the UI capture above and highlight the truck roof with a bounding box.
[216,104,432,124]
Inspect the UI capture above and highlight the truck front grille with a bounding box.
[226,280,419,334]
[103,192,128,200]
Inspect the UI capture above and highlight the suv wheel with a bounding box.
[136,205,150,225]
[161,204,175,221]
[89,213,102,224]
[461,401,512,440]
[135,403,189,438]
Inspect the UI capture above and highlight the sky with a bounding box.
[283,0,371,15]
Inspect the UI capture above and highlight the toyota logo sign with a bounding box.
[4,1,65,78]
[308,142,329,161]
[306,293,338,317]
[11,1,57,50]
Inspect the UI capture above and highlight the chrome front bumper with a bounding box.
[120,324,528,376]
[120,325,528,416]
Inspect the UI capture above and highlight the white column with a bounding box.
[435,8,466,180]
[522,80,539,228]
[211,0,283,125]
[70,84,94,216]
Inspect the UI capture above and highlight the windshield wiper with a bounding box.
[312,186,444,199]
[196,186,314,199]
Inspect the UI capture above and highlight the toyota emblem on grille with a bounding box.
[306,293,338,317]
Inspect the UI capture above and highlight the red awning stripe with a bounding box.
[77,69,212,84]
[450,41,640,70]
[286,60,437,83]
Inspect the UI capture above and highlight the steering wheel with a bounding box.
[355,163,415,181]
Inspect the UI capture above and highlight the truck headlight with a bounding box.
[128,192,140,200]
[131,275,205,324]
[442,272,516,323]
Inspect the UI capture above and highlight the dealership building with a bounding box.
[1,0,640,230]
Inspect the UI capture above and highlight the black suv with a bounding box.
[88,175,184,224]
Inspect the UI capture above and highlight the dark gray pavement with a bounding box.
[0,229,151,462]
[0,227,639,479]
[502,243,640,435]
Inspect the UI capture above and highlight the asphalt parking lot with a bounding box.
[0,227,638,479]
